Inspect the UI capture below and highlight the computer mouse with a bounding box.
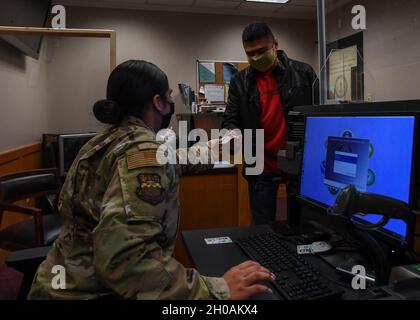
[311,241,332,253]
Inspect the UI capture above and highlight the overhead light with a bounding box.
[244,0,290,3]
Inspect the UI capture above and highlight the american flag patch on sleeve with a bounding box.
[126,151,161,170]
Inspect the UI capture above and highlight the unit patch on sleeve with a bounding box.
[136,173,165,206]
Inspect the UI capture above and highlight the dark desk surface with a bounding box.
[182,223,365,300]
[182,163,237,176]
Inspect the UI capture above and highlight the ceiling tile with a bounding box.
[147,0,194,7]
[101,0,147,4]
[276,5,316,13]
[287,0,316,5]
[238,1,287,11]
[58,0,319,20]
[194,0,242,10]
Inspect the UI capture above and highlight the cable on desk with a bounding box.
[330,233,364,250]
[330,233,347,243]
[330,246,361,252]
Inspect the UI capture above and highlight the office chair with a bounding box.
[0,168,62,251]
[5,246,51,299]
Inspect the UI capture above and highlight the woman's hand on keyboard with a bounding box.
[223,260,275,300]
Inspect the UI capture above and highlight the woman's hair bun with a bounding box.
[93,99,123,124]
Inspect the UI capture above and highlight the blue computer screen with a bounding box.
[300,116,416,240]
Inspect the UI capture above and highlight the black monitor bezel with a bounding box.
[297,111,419,249]
[58,133,97,176]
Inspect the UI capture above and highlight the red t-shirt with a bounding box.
[256,71,288,173]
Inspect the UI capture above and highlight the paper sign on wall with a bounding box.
[205,84,225,103]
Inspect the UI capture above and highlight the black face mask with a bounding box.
[160,102,175,130]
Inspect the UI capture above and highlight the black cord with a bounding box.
[330,232,363,248]
[330,246,361,252]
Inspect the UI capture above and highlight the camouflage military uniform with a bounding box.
[28,116,230,300]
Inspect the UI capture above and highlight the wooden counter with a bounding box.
[175,165,243,267]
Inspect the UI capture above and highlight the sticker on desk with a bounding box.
[204,237,233,245]
[297,245,314,255]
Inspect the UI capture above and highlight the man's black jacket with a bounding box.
[221,50,318,178]
[222,50,318,132]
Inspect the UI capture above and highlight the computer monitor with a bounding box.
[58,133,96,176]
[299,114,417,242]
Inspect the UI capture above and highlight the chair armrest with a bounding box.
[5,246,51,273]
[0,203,42,217]
[0,203,45,246]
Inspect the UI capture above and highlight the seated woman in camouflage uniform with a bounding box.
[28,60,274,300]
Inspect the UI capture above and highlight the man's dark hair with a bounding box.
[242,22,275,43]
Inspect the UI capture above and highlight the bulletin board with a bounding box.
[196,60,248,104]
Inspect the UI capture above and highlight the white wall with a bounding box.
[0,41,50,151]
[326,0,420,102]
[0,6,317,151]
[43,7,317,134]
[3,1,419,151]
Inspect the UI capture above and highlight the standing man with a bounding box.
[222,22,318,225]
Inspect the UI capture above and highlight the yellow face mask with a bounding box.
[247,48,277,73]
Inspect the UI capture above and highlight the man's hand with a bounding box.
[223,260,275,300]
[221,130,242,159]
[207,130,243,164]
[207,138,223,163]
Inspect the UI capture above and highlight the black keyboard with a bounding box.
[236,232,344,300]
